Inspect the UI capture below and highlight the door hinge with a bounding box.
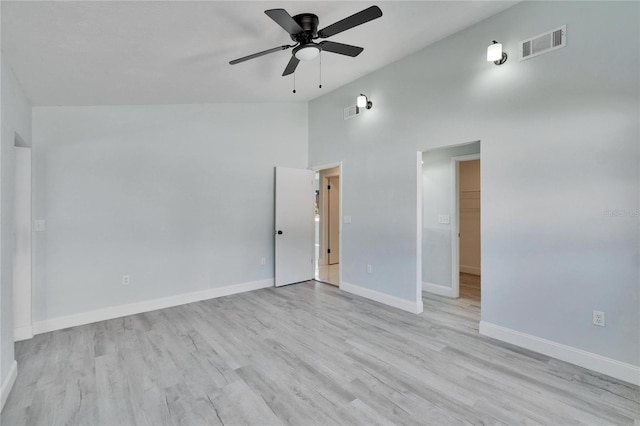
[327,249,331,254]
[328,185,331,190]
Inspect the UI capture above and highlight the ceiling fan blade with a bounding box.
[282,56,300,76]
[319,41,363,57]
[318,5,382,38]
[265,9,304,35]
[229,45,292,65]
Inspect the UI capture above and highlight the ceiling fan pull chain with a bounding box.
[292,71,296,94]
[319,50,323,89]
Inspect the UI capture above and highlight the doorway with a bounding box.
[314,164,341,286]
[456,158,481,301]
[420,141,480,303]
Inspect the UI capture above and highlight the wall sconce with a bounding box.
[356,94,372,110]
[487,41,507,65]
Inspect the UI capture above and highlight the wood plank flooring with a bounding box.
[2,281,639,425]
[459,273,480,301]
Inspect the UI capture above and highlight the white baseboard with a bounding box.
[460,265,481,275]
[423,281,456,298]
[32,279,274,336]
[1,360,17,412]
[13,325,33,342]
[341,282,423,314]
[479,321,640,386]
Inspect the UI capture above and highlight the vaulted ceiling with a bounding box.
[1,1,518,106]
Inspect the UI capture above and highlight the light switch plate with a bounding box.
[438,215,450,224]
[33,220,46,232]
[344,216,352,223]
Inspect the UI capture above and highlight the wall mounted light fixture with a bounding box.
[487,41,507,65]
[356,94,372,110]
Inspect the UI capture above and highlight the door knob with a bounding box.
[276,230,283,235]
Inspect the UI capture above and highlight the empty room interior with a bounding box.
[1,1,639,425]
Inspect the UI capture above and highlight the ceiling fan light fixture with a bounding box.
[229,6,383,81]
[294,44,320,61]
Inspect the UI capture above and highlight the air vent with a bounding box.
[520,25,566,61]
[344,105,359,120]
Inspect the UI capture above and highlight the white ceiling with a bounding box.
[1,1,518,106]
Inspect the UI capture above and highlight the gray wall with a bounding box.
[422,142,480,286]
[31,103,307,320]
[0,55,32,391]
[309,1,639,365]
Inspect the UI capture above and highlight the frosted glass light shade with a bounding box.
[295,46,319,61]
[487,42,503,62]
[356,95,367,108]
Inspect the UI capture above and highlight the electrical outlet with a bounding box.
[367,264,372,273]
[260,257,266,265]
[123,275,130,286]
[593,310,605,327]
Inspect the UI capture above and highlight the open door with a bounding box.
[275,167,314,287]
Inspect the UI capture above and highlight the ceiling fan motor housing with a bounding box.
[291,14,319,43]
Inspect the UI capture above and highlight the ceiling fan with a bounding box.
[229,6,383,77]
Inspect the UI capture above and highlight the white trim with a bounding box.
[480,321,640,386]
[32,279,273,335]
[1,360,18,411]
[13,325,33,342]
[460,265,481,275]
[13,146,33,343]
[422,282,456,298]
[341,281,423,314]
[416,152,423,305]
[338,162,343,287]
[450,153,481,299]
[310,162,341,172]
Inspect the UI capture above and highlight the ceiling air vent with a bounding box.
[520,25,566,61]
[344,105,359,120]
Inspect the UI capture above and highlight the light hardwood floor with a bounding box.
[316,264,339,287]
[2,281,639,425]
[459,272,480,301]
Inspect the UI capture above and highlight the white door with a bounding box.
[275,167,315,287]
[328,176,340,265]
[14,146,32,340]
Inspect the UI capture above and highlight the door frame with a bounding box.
[418,141,481,303]
[14,145,33,341]
[326,175,340,265]
[310,162,342,287]
[450,154,481,298]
